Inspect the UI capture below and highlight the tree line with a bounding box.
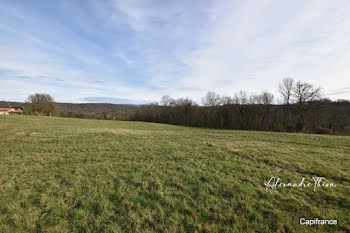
[23,78,350,134]
[129,78,349,134]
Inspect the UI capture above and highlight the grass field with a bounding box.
[0,116,349,232]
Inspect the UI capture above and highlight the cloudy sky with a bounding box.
[1,0,349,103]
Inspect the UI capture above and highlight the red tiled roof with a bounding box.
[0,108,22,112]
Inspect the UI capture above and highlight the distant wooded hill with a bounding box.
[0,101,139,113]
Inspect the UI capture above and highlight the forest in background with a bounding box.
[1,78,350,135]
[131,78,350,134]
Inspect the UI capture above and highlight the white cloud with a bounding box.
[1,0,349,103]
[173,0,350,99]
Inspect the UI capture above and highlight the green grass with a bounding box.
[0,116,349,232]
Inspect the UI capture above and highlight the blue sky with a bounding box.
[0,0,350,103]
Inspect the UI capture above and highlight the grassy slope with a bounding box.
[0,116,349,233]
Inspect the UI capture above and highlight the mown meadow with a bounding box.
[0,116,349,232]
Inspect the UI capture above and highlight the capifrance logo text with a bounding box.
[300,218,337,226]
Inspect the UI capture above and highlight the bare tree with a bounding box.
[279,78,294,130]
[26,93,58,116]
[279,78,294,105]
[175,97,196,125]
[249,92,261,105]
[261,92,274,105]
[260,91,274,130]
[293,81,321,104]
[233,91,249,129]
[292,81,321,130]
[160,95,175,106]
[237,91,248,105]
[201,92,220,127]
[219,96,234,128]
[220,96,233,105]
[202,91,220,107]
